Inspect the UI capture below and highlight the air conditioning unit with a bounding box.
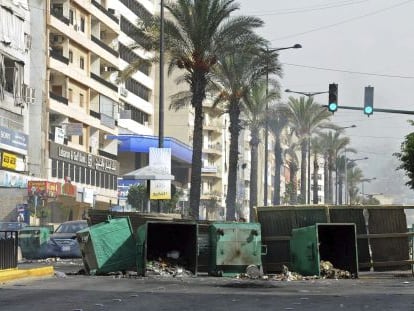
[104,66,117,72]
[120,87,128,97]
[53,35,64,43]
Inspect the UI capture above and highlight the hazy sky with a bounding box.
[237,0,414,202]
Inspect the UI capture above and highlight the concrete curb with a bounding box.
[0,266,54,283]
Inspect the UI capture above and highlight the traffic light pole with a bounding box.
[323,105,414,115]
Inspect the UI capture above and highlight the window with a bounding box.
[79,135,83,146]
[69,9,74,24]
[69,50,73,63]
[80,57,84,69]
[80,17,85,32]
[68,88,73,102]
[79,93,84,107]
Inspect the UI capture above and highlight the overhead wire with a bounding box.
[270,0,414,41]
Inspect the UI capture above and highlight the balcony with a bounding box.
[90,72,118,92]
[50,50,69,65]
[91,35,119,57]
[90,110,100,119]
[91,0,119,23]
[49,92,68,105]
[50,9,70,25]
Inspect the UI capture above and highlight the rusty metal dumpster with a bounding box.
[208,222,265,277]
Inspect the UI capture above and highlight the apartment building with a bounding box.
[0,0,32,220]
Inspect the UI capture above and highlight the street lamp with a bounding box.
[345,156,368,204]
[361,177,377,198]
[263,44,302,206]
[283,89,328,205]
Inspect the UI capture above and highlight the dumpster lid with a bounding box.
[123,165,175,180]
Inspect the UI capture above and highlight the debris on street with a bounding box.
[146,259,193,277]
[235,262,353,281]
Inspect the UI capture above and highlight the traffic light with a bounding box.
[328,83,338,113]
[364,86,374,116]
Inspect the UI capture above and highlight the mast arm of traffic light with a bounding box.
[322,105,414,115]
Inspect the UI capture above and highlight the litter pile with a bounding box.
[237,261,354,281]
[146,251,193,277]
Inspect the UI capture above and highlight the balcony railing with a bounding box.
[50,50,69,65]
[91,0,119,23]
[50,10,70,25]
[91,35,119,57]
[90,110,100,119]
[90,72,118,92]
[49,92,69,105]
[98,149,118,160]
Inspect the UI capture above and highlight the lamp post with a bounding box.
[345,156,368,204]
[284,89,328,204]
[361,177,377,199]
[263,43,302,206]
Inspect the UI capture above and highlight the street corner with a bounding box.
[0,266,54,283]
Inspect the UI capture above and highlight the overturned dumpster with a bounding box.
[257,205,414,273]
[77,216,136,275]
[136,222,198,276]
[208,222,265,277]
[290,223,358,277]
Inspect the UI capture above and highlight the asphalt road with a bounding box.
[1,260,413,311]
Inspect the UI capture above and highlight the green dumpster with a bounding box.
[208,222,265,277]
[18,226,51,259]
[77,216,136,275]
[136,221,198,276]
[290,223,358,277]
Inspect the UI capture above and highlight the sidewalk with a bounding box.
[0,266,54,283]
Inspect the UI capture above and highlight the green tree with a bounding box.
[127,184,148,212]
[120,0,264,219]
[347,166,364,205]
[394,122,414,189]
[283,131,300,204]
[242,81,279,218]
[211,46,280,220]
[268,104,289,206]
[286,96,332,204]
[310,136,324,204]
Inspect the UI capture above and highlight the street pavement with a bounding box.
[0,260,413,311]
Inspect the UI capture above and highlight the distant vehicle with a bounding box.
[45,220,88,258]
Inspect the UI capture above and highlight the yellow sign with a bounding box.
[2,152,17,170]
[149,180,171,200]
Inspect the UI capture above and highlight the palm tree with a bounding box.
[283,131,300,204]
[286,96,332,204]
[310,136,324,204]
[242,82,279,219]
[121,0,265,219]
[268,104,289,205]
[211,47,281,220]
[318,131,350,204]
[347,166,364,204]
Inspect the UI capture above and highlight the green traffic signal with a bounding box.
[364,86,374,116]
[328,83,338,113]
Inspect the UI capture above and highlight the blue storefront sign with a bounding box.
[0,126,28,154]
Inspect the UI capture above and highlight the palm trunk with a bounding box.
[226,100,241,221]
[289,163,298,204]
[338,175,343,204]
[189,71,207,220]
[312,155,319,204]
[328,153,334,204]
[323,154,329,203]
[300,140,307,204]
[273,135,282,205]
[249,128,259,221]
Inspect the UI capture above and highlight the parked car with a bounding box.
[45,220,88,258]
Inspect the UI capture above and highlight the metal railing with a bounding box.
[0,231,18,270]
